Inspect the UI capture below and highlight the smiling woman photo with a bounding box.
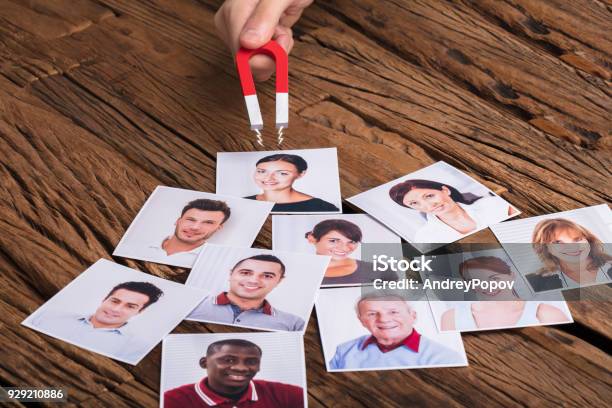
[527,218,612,292]
[439,256,569,331]
[305,219,398,286]
[244,154,340,212]
[389,179,516,243]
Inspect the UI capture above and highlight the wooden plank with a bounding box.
[313,0,610,148]
[0,0,114,40]
[0,1,610,407]
[462,0,612,80]
[414,326,612,407]
[0,24,81,86]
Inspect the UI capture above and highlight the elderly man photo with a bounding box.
[329,292,463,369]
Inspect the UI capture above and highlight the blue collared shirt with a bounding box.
[329,334,465,370]
[28,309,147,363]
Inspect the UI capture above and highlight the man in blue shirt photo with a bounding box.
[29,281,164,363]
[329,292,465,370]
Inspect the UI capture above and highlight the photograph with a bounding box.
[346,161,519,250]
[22,259,207,365]
[490,204,612,294]
[273,214,403,287]
[216,148,342,214]
[421,248,573,332]
[316,287,468,372]
[161,332,307,408]
[113,186,273,268]
[185,244,329,332]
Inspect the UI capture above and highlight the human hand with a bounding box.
[215,0,313,81]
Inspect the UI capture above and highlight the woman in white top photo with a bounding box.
[528,218,612,292]
[388,179,516,243]
[440,256,570,331]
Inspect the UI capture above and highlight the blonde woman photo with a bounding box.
[527,218,612,292]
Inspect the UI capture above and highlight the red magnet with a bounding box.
[236,40,289,131]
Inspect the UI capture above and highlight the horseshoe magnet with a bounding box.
[236,40,289,145]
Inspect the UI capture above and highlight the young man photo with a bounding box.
[114,187,274,268]
[188,254,305,331]
[163,338,304,408]
[29,281,164,362]
[147,198,231,264]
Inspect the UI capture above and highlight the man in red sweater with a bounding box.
[164,339,304,407]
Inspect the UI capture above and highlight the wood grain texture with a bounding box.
[462,0,612,80]
[316,0,611,148]
[0,0,610,407]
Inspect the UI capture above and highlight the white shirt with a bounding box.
[453,301,541,331]
[142,236,203,268]
[550,262,611,289]
[414,195,511,243]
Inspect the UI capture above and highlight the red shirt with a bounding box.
[164,377,304,408]
[216,292,273,315]
[360,329,421,353]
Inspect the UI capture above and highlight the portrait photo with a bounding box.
[421,248,573,332]
[421,247,539,302]
[185,244,329,332]
[347,161,520,250]
[490,204,612,294]
[316,287,468,372]
[216,147,342,214]
[161,332,307,408]
[113,186,273,268]
[272,214,403,287]
[22,259,207,365]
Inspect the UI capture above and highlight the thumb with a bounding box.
[240,0,289,49]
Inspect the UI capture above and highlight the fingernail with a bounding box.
[241,28,262,44]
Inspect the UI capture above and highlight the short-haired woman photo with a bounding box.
[439,256,570,331]
[244,153,340,213]
[305,219,398,286]
[527,218,612,292]
[389,179,516,243]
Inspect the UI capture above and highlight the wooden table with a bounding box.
[1,0,610,406]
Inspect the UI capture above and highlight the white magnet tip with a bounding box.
[244,94,264,129]
[275,92,289,127]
